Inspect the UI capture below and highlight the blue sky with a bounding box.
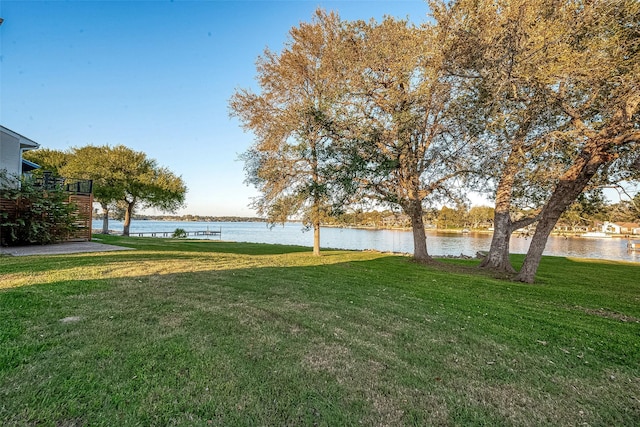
[1,0,432,216]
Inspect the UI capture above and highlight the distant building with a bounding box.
[382,213,411,228]
[0,126,40,186]
[602,221,640,235]
[615,222,640,235]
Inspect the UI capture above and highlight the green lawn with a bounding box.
[1,236,639,426]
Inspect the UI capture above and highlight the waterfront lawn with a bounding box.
[1,236,639,426]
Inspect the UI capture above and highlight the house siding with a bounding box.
[0,130,22,182]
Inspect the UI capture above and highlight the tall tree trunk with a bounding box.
[311,137,321,256]
[407,200,430,261]
[122,201,135,237]
[101,203,110,234]
[481,210,515,272]
[313,220,321,256]
[517,150,605,283]
[312,197,321,256]
[480,147,519,272]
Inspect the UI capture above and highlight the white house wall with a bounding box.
[0,129,22,179]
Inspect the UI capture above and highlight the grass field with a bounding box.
[1,235,639,426]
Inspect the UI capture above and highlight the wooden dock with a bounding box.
[132,229,221,238]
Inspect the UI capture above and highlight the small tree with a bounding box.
[99,146,187,236]
[61,145,123,234]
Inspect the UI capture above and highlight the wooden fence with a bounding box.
[0,193,93,243]
[66,193,93,241]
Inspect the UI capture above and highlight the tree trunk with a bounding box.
[515,212,558,283]
[122,201,134,237]
[313,220,321,256]
[480,147,519,272]
[407,201,430,261]
[516,150,605,283]
[480,210,515,272]
[101,203,110,234]
[310,136,321,256]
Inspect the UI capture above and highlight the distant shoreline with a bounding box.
[93,218,638,239]
[95,215,267,223]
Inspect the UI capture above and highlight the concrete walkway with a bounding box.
[0,241,134,256]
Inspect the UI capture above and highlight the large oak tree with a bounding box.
[437,0,639,281]
[335,17,475,261]
[435,0,573,272]
[517,0,640,282]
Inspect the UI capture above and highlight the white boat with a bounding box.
[581,232,611,238]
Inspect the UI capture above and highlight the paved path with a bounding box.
[0,241,134,256]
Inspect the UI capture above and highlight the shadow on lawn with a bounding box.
[95,236,314,256]
[0,240,318,277]
[0,257,410,321]
[0,248,397,292]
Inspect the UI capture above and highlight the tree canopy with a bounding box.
[232,11,479,260]
[430,0,640,281]
[26,144,187,236]
[230,10,347,255]
[338,16,480,260]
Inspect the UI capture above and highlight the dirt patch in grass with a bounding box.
[59,316,82,323]
[574,306,640,323]
[303,343,353,375]
[462,382,560,425]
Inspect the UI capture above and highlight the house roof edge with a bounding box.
[0,125,41,149]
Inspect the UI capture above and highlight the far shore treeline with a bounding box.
[97,214,267,223]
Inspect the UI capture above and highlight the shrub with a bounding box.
[0,171,78,246]
[172,228,188,238]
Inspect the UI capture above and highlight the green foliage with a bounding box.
[0,171,77,246]
[22,149,69,176]
[171,228,187,238]
[62,145,187,214]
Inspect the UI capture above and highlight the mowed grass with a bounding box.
[1,236,639,426]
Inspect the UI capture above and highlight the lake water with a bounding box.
[93,220,640,263]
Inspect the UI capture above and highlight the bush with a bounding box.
[172,228,188,238]
[1,171,78,246]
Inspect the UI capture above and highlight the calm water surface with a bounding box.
[94,220,640,263]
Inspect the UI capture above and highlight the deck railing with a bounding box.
[34,172,93,195]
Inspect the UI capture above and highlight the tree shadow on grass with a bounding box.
[0,240,318,277]
[176,240,314,256]
[95,235,314,256]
